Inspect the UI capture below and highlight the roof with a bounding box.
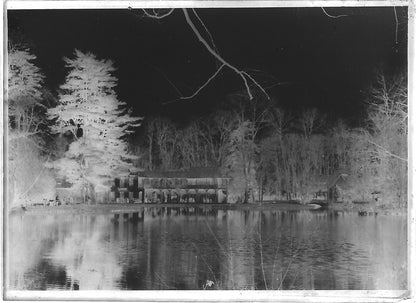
[55,177,73,189]
[327,172,350,189]
[135,167,227,179]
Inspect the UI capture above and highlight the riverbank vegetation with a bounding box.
[7,42,407,210]
[131,73,407,208]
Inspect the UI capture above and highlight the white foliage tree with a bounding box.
[8,47,45,138]
[48,50,141,202]
[7,46,56,207]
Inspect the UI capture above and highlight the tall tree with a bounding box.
[200,111,235,167]
[7,46,55,207]
[226,120,258,203]
[361,72,407,207]
[47,50,141,203]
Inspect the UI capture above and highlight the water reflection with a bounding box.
[8,208,407,290]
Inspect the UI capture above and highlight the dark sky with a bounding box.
[8,7,407,123]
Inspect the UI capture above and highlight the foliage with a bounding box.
[138,112,235,171]
[47,50,141,201]
[8,139,56,206]
[360,72,407,207]
[7,46,56,207]
[131,71,407,208]
[8,46,46,139]
[226,120,258,203]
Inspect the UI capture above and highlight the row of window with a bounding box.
[114,177,229,188]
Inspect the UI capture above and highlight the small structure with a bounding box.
[110,167,231,204]
[55,178,79,204]
[327,172,351,202]
[313,189,328,201]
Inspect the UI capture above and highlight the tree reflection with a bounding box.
[8,207,407,290]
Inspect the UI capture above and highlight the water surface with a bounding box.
[8,207,407,290]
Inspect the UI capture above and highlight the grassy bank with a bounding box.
[9,200,407,217]
[10,201,320,215]
[328,201,407,216]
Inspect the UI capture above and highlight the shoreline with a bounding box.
[11,201,313,215]
[9,200,407,216]
[328,202,407,216]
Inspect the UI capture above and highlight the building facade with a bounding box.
[110,168,230,204]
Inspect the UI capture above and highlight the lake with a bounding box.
[7,206,407,290]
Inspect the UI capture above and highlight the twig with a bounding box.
[8,131,40,141]
[271,236,281,288]
[191,242,219,285]
[263,81,293,90]
[367,139,407,162]
[192,9,219,54]
[278,240,301,290]
[288,267,300,290]
[19,152,51,200]
[393,7,398,45]
[321,7,348,19]
[241,71,270,100]
[155,272,176,289]
[179,64,226,101]
[141,9,175,20]
[145,62,184,97]
[204,218,229,258]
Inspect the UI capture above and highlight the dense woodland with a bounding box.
[7,44,408,208]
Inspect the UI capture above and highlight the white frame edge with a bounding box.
[1,1,414,302]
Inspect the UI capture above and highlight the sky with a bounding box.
[8,7,408,124]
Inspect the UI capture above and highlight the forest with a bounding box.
[7,44,408,209]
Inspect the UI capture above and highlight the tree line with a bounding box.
[8,46,141,206]
[7,44,407,208]
[131,77,407,207]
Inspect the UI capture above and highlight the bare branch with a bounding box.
[263,81,293,90]
[141,9,175,19]
[182,8,269,101]
[178,64,226,101]
[19,153,52,199]
[368,139,407,162]
[138,8,270,102]
[241,71,271,100]
[393,6,398,45]
[145,62,184,97]
[321,8,348,19]
[191,8,219,54]
[8,131,41,142]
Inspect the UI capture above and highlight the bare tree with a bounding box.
[200,111,236,167]
[298,108,327,138]
[361,71,407,207]
[152,117,179,170]
[267,107,293,139]
[177,121,208,169]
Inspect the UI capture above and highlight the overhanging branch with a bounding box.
[321,8,348,19]
[139,8,270,101]
[165,64,226,103]
[141,8,175,19]
[182,8,270,101]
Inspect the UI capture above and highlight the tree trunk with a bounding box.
[89,183,96,204]
[148,136,153,171]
